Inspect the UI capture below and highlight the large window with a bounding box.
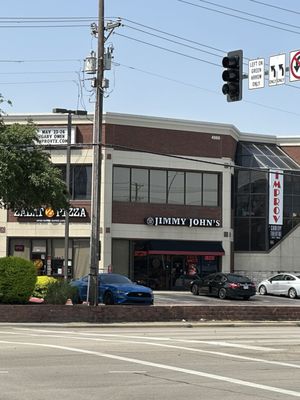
[113,166,220,207]
[57,164,92,200]
[234,169,268,251]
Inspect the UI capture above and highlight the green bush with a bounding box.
[0,256,37,304]
[44,280,78,305]
[32,276,57,299]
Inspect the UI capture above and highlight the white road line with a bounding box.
[0,339,300,398]
[0,371,8,374]
[1,330,300,370]
[12,328,280,351]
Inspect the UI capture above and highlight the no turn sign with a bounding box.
[290,50,300,81]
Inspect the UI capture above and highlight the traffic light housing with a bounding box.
[222,49,243,102]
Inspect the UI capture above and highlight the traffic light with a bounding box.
[222,49,243,102]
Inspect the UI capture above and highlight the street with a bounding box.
[154,290,300,305]
[1,324,300,399]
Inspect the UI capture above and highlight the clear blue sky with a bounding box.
[1,0,300,136]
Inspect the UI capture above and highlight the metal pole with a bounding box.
[89,0,104,306]
[64,112,72,280]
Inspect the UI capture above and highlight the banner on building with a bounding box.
[269,169,283,225]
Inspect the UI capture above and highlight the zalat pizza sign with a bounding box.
[269,170,283,225]
[14,207,87,221]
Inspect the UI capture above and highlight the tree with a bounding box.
[0,119,69,210]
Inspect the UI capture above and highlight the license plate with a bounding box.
[243,284,249,289]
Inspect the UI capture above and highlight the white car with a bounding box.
[258,273,300,299]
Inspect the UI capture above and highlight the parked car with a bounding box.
[71,273,154,305]
[190,272,256,300]
[258,273,300,299]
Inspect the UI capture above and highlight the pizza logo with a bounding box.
[44,207,55,218]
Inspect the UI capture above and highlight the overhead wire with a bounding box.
[249,0,300,16]
[177,0,300,36]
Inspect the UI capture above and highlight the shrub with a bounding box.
[0,256,37,304]
[44,280,78,305]
[32,276,57,299]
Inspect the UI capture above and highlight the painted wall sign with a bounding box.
[268,170,283,225]
[145,216,221,228]
[37,127,75,145]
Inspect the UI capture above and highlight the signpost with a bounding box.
[248,58,265,89]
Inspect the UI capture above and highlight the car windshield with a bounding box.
[227,274,251,283]
[100,274,132,284]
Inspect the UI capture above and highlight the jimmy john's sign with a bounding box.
[14,207,88,223]
[145,216,221,228]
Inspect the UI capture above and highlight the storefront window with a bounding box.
[167,171,184,204]
[150,169,167,204]
[251,194,266,217]
[234,218,250,251]
[251,170,267,193]
[186,172,202,206]
[203,173,218,206]
[131,168,149,202]
[113,166,130,202]
[72,165,92,199]
[250,219,266,251]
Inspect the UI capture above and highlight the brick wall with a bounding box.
[2,304,300,323]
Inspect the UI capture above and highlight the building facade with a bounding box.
[2,112,300,288]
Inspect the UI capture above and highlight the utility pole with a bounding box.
[89,0,105,306]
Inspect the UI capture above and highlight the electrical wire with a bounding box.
[177,0,300,36]
[114,32,221,67]
[249,0,300,16]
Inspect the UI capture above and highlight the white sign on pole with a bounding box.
[269,54,285,86]
[289,50,300,82]
[248,58,265,89]
[37,127,76,146]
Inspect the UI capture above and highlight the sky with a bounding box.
[1,0,300,137]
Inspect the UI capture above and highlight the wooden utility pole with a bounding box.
[89,0,104,306]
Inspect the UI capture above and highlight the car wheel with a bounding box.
[191,284,199,296]
[218,288,227,300]
[259,285,267,295]
[288,287,297,299]
[103,292,115,305]
[243,296,250,300]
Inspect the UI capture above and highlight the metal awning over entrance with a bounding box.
[146,240,225,256]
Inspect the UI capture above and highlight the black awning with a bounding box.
[146,240,225,256]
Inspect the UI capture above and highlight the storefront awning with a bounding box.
[146,240,225,256]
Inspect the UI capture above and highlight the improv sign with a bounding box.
[269,170,283,225]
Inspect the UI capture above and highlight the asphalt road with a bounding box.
[154,290,300,305]
[1,324,300,399]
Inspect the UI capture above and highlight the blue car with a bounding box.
[71,273,154,305]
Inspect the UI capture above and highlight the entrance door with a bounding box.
[171,256,186,290]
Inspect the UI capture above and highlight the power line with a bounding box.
[177,0,300,36]
[194,0,300,30]
[114,32,221,67]
[249,0,300,16]
[121,17,225,55]
[114,61,300,118]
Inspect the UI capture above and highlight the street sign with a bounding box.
[248,58,265,89]
[269,54,286,86]
[289,50,300,82]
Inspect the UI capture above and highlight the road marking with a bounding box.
[109,370,147,374]
[0,339,300,398]
[13,328,280,351]
[0,371,8,374]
